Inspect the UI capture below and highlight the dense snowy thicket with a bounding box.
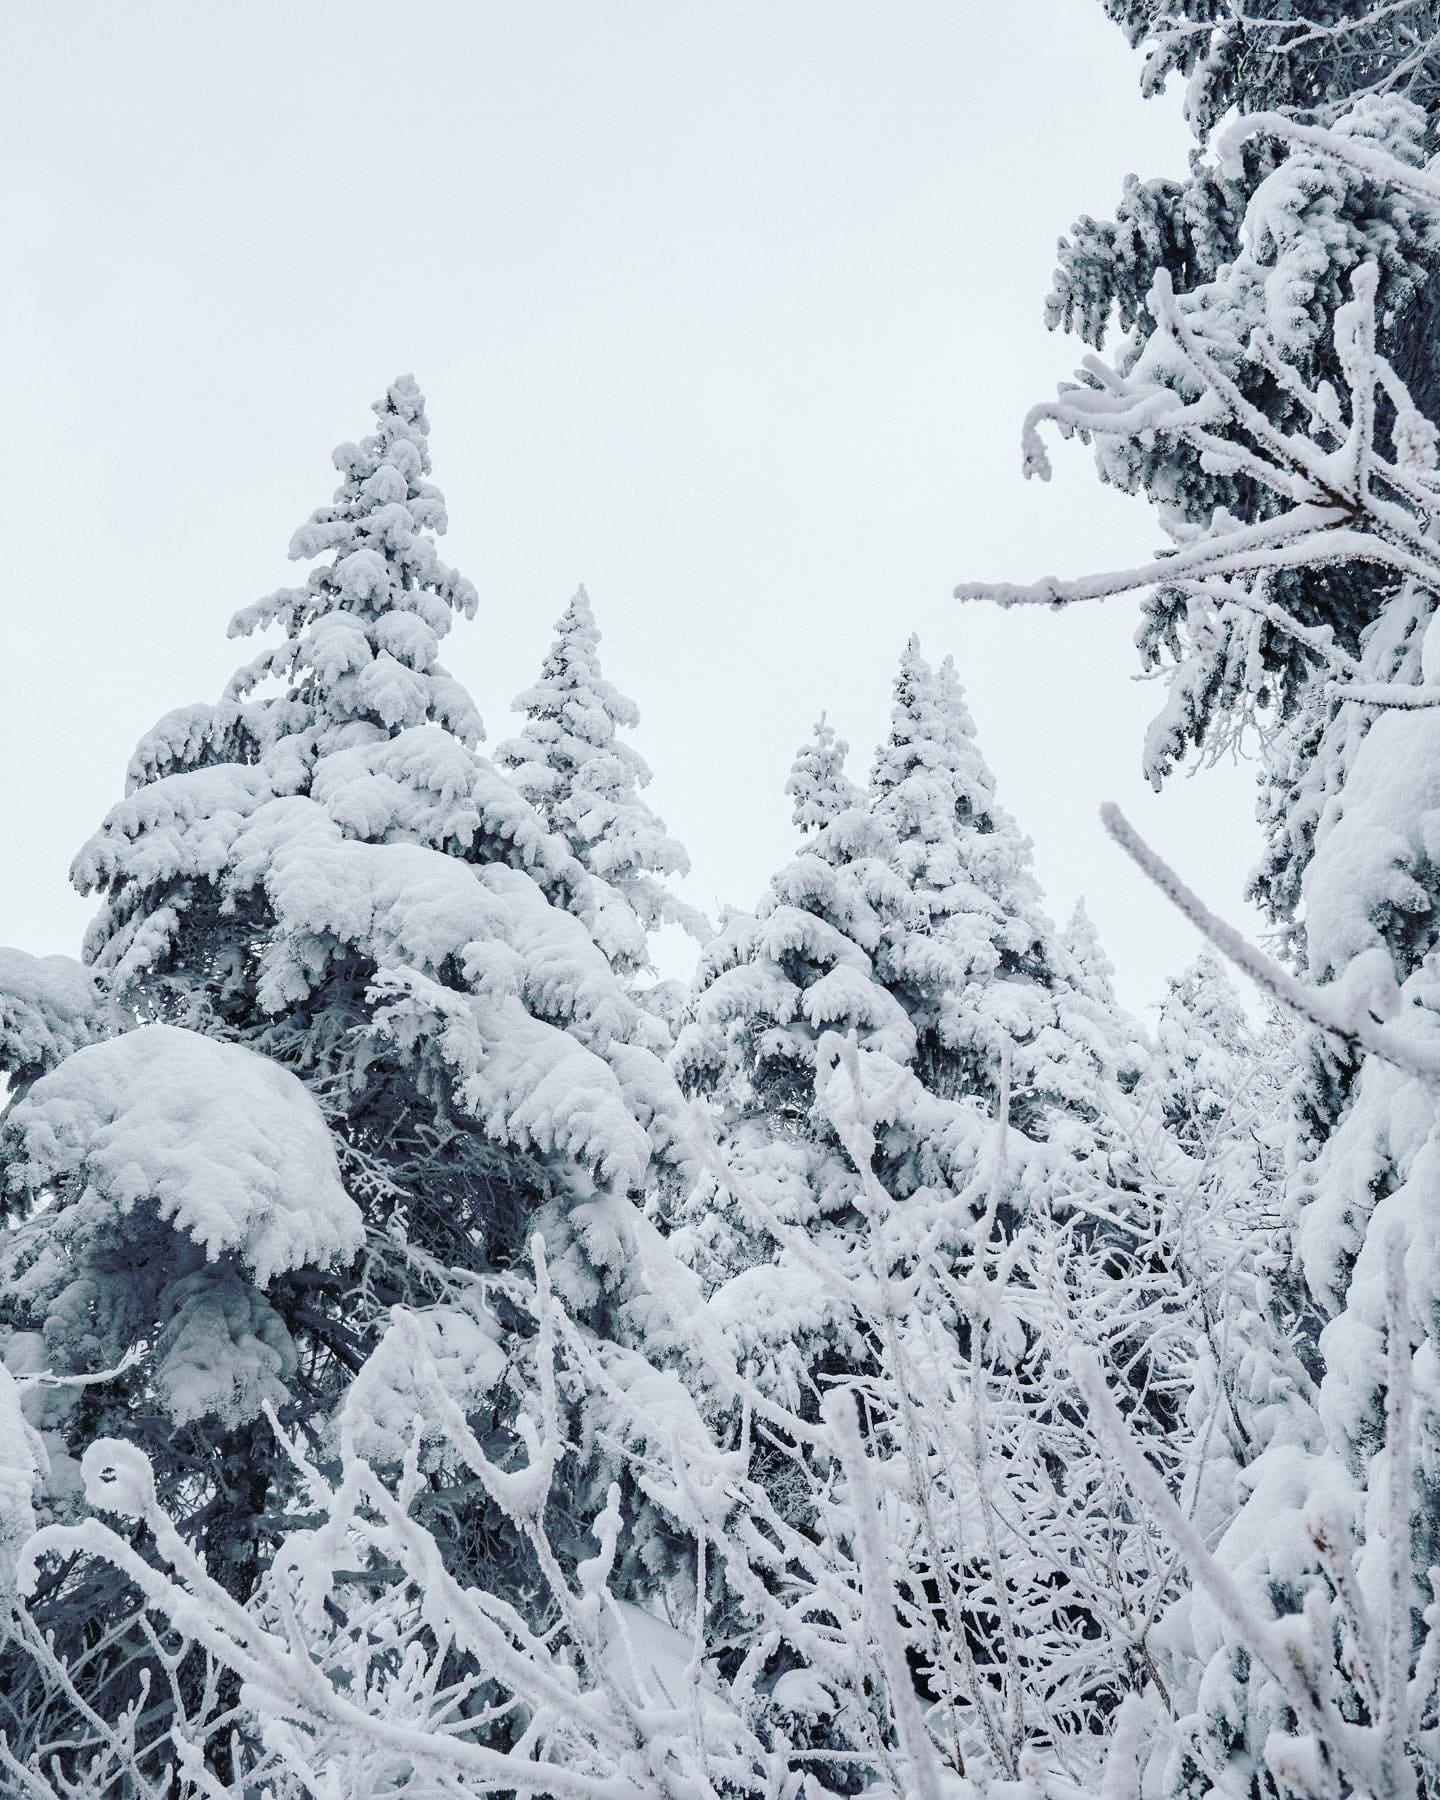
[7,6,1440,1796]
[959,7,1440,1795]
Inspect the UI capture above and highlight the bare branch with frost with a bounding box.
[1100,803,1440,1086]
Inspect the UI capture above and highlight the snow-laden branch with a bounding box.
[958,259,1440,627]
[823,1389,945,1800]
[957,522,1439,612]
[1100,803,1440,1087]
[1325,678,1440,707]
[15,1427,726,1800]
[1216,109,1440,208]
[1073,1351,1387,1799]
[1181,580,1363,681]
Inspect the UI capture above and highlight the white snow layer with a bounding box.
[7,1024,363,1285]
[0,948,106,1079]
[0,1360,48,1603]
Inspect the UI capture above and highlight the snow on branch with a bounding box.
[1216,109,1440,209]
[822,1388,945,1800]
[958,257,1440,619]
[1073,1350,1387,1800]
[1325,678,1440,707]
[1100,803,1440,1087]
[956,247,1440,722]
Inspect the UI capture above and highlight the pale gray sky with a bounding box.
[2,1,1259,1020]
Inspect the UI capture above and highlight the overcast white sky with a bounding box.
[2,1,1261,1020]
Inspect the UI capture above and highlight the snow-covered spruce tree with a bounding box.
[865,643,1193,1455]
[671,662,1091,1403]
[1060,897,1148,1094]
[673,659,1192,1776]
[498,583,708,993]
[1150,949,1253,1159]
[0,378,720,1787]
[671,707,921,1380]
[960,54,1440,1794]
[784,709,864,832]
[867,638,1126,1133]
[677,644,1138,1168]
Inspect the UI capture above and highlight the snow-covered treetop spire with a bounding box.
[1062,896,1118,1008]
[221,374,483,756]
[1054,894,1150,1092]
[870,636,1002,835]
[503,585,640,771]
[784,713,863,834]
[864,638,1064,1113]
[498,585,706,955]
[869,637,1045,940]
[1152,948,1254,1151]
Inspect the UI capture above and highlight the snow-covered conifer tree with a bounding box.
[1059,897,1148,1092]
[784,711,863,831]
[498,584,707,980]
[1044,43,1440,911]
[0,379,718,1787]
[867,637,1114,1132]
[1151,949,1253,1158]
[671,708,924,1402]
[674,656,1192,1774]
[1062,898,1117,1007]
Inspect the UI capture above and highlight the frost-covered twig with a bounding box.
[1073,1352,1383,1799]
[956,255,1440,713]
[1100,803,1440,1086]
[822,1388,945,1800]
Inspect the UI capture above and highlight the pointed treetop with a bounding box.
[1160,948,1249,1042]
[509,585,642,757]
[498,587,706,955]
[785,713,864,834]
[867,637,1044,944]
[1152,948,1254,1154]
[1061,897,1119,1009]
[869,637,1002,840]
[858,637,1072,1118]
[1054,896,1150,1092]
[221,374,483,756]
